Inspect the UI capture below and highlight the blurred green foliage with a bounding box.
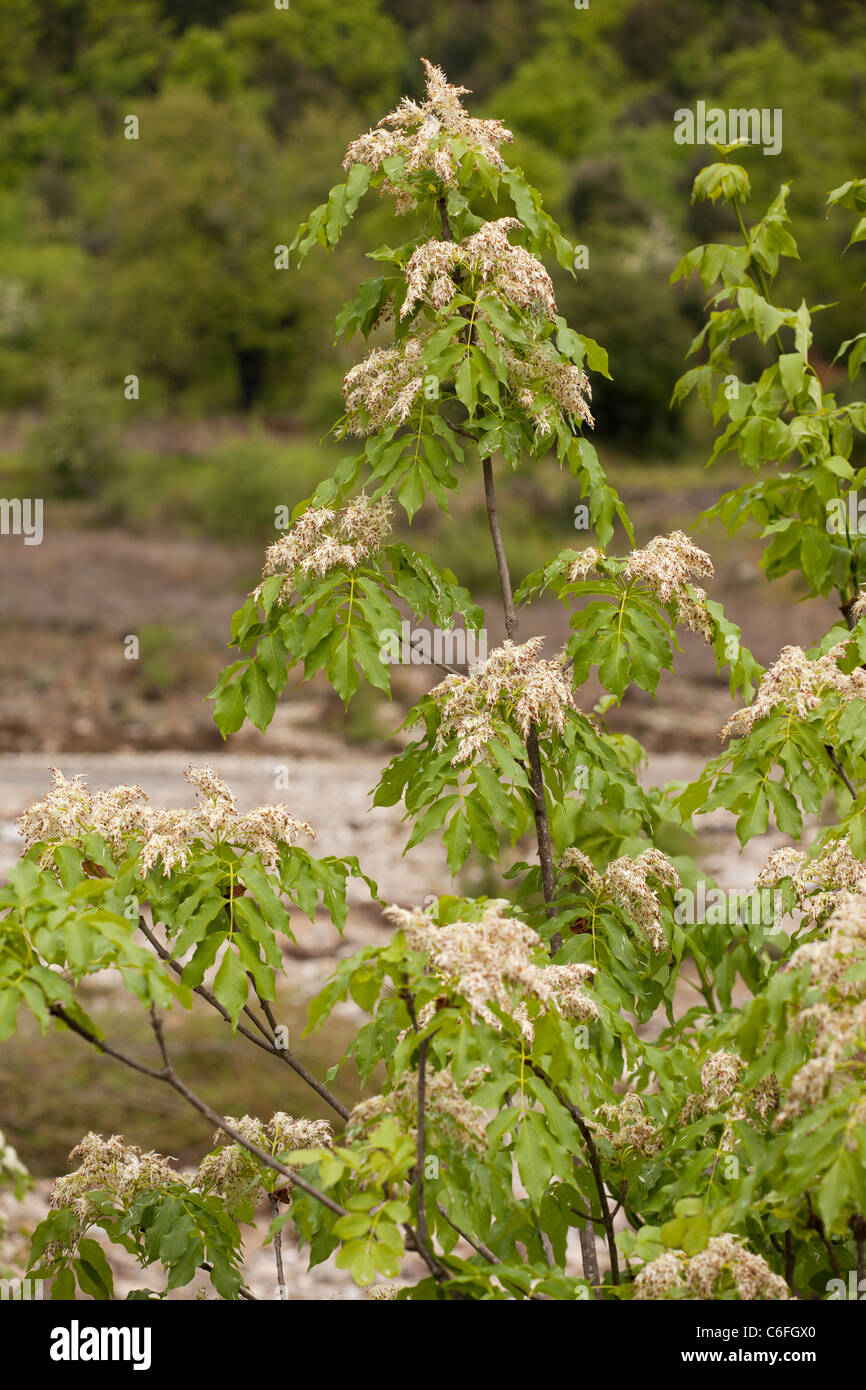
[1,0,865,459]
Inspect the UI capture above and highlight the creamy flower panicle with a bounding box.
[18,765,314,876]
[591,1094,663,1160]
[196,1113,334,1213]
[560,846,680,954]
[427,637,575,766]
[49,1133,182,1223]
[776,892,866,1125]
[260,494,393,591]
[348,1065,488,1154]
[343,59,513,212]
[401,218,557,323]
[721,642,866,741]
[385,899,597,1045]
[634,1234,789,1301]
[567,532,716,640]
[756,835,866,926]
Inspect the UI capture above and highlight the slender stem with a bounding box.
[50,1001,348,1218]
[482,458,519,641]
[482,455,562,952]
[415,1035,431,1256]
[137,915,350,1120]
[269,1195,288,1301]
[825,743,858,800]
[528,1058,619,1284]
[577,1194,601,1292]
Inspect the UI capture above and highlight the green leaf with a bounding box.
[213,948,249,1028]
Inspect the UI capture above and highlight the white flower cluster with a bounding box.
[427,637,575,765]
[402,218,557,322]
[196,1113,334,1214]
[342,339,429,435]
[385,899,597,1045]
[679,1052,780,1145]
[503,340,594,437]
[49,1132,181,1223]
[591,1094,663,1160]
[560,847,680,954]
[776,893,866,1125]
[568,532,715,640]
[633,1234,789,1300]
[343,60,513,212]
[721,643,866,741]
[348,1065,488,1154]
[260,494,393,592]
[18,765,314,876]
[756,836,866,926]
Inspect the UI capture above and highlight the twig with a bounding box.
[481,456,562,952]
[415,1035,432,1257]
[137,916,350,1120]
[49,1001,348,1218]
[529,1059,619,1284]
[269,1195,288,1301]
[825,743,858,800]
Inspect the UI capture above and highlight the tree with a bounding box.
[5,62,866,1302]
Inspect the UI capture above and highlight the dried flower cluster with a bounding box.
[755,835,866,926]
[18,765,313,876]
[260,494,393,593]
[567,533,715,638]
[567,547,606,583]
[721,643,866,741]
[626,532,715,639]
[560,847,680,953]
[851,591,866,623]
[679,1052,780,1146]
[50,1133,181,1223]
[776,893,866,1124]
[503,341,594,436]
[368,1283,400,1300]
[385,899,597,1044]
[343,60,512,212]
[591,1094,663,1160]
[348,1065,488,1154]
[402,218,557,322]
[342,338,429,435]
[633,1234,789,1300]
[196,1113,334,1214]
[427,637,575,765]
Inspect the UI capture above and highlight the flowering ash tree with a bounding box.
[6,66,866,1301]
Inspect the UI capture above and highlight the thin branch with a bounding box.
[50,1000,348,1218]
[434,1202,497,1263]
[577,1196,602,1292]
[137,916,350,1121]
[437,196,453,243]
[269,1195,288,1301]
[415,1035,432,1257]
[529,1059,619,1284]
[482,458,519,641]
[481,455,562,952]
[825,743,858,800]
